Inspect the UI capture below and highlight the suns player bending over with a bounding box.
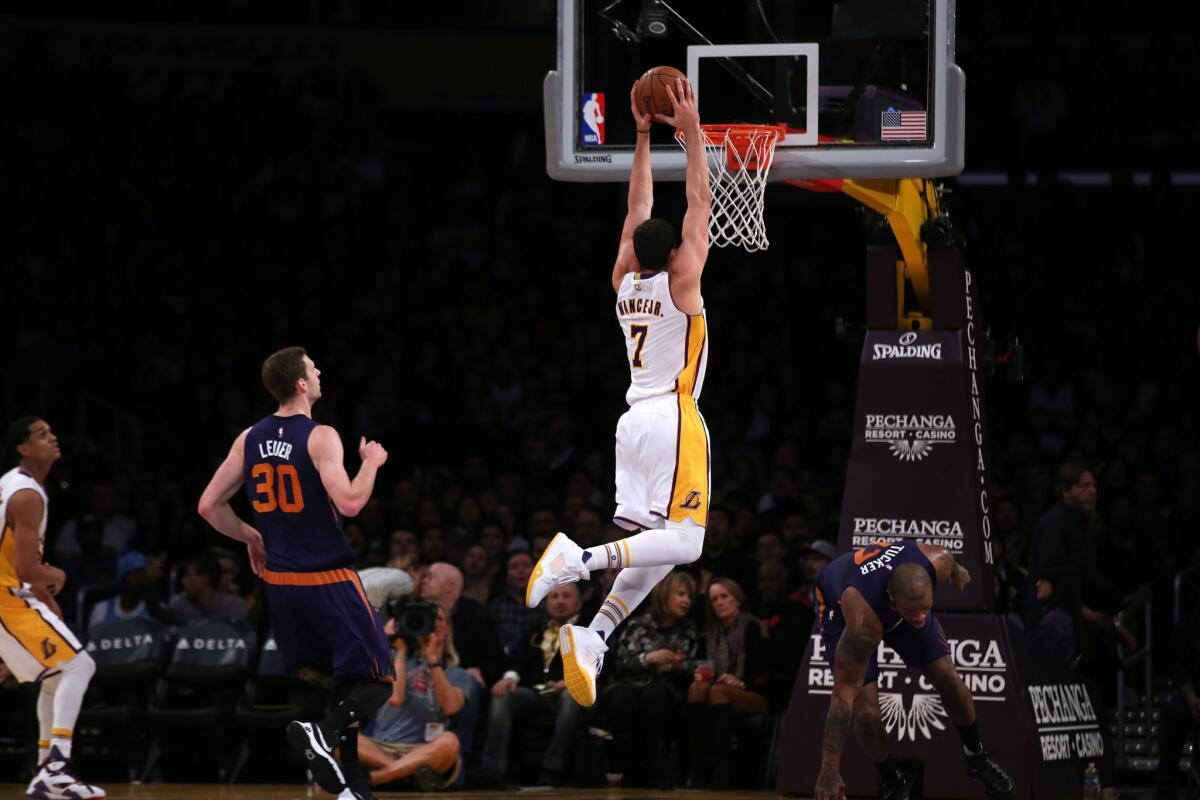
[527,77,712,707]
[813,540,1014,800]
[1,418,104,799]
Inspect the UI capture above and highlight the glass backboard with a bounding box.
[546,0,964,182]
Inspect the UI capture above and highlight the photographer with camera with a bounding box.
[358,600,473,791]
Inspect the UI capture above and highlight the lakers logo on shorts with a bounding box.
[679,490,702,510]
[41,637,57,660]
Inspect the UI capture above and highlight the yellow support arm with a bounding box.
[838,178,939,327]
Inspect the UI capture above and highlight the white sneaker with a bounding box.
[526,532,589,608]
[26,747,106,799]
[559,624,607,707]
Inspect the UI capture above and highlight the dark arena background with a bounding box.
[2,1,1199,799]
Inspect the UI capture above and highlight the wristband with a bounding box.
[636,128,651,133]
[503,670,521,684]
[429,660,445,670]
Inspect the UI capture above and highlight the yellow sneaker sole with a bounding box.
[559,626,596,707]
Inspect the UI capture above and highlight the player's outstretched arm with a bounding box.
[815,588,881,800]
[198,429,267,575]
[310,426,387,518]
[918,542,971,590]
[611,82,656,293]
[656,78,709,315]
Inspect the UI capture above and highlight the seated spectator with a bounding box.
[168,555,246,625]
[1155,610,1200,800]
[390,529,419,563]
[209,546,242,597]
[53,482,136,561]
[754,532,786,567]
[420,527,447,564]
[87,550,168,632]
[418,562,506,762]
[601,571,698,789]
[480,583,586,787]
[359,601,472,791]
[478,522,508,565]
[60,514,116,623]
[487,550,546,654]
[795,539,837,610]
[687,577,770,789]
[752,560,789,620]
[1032,564,1083,670]
[460,544,495,606]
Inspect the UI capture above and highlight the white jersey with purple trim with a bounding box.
[616,271,708,406]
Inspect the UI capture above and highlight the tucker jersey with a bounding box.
[815,541,938,636]
[616,271,708,406]
[0,467,49,596]
[243,415,355,573]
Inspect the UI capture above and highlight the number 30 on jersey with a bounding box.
[251,463,305,513]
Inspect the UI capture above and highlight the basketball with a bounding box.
[635,65,687,118]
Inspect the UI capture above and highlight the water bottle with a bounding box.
[1082,761,1100,799]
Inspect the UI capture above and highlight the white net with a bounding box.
[677,124,785,252]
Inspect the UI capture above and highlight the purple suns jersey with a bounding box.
[815,541,938,635]
[243,415,354,573]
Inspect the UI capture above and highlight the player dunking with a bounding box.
[813,540,1014,800]
[198,347,392,800]
[1,418,104,800]
[526,77,712,707]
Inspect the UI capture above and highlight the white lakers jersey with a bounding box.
[0,467,49,594]
[616,271,708,405]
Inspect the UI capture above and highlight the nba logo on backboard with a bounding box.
[581,92,605,145]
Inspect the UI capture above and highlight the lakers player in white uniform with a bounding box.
[527,77,711,707]
[1,418,105,799]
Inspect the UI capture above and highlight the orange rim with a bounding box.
[678,123,787,171]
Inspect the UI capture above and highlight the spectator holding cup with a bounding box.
[686,576,770,789]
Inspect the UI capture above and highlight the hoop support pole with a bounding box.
[838,178,939,323]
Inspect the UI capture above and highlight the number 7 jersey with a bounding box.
[616,271,708,406]
[243,415,355,573]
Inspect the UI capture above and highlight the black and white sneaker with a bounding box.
[287,720,345,794]
[963,747,1015,800]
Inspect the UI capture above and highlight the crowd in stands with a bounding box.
[2,10,1198,793]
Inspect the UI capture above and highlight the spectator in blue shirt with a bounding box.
[359,601,474,791]
[87,550,168,632]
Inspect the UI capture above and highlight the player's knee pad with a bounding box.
[60,651,95,681]
[672,518,706,564]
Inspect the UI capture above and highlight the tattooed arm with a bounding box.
[815,588,883,800]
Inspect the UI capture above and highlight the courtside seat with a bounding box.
[76,618,168,780]
[143,620,256,781]
[229,633,326,783]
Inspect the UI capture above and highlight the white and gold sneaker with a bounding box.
[526,532,589,608]
[559,624,607,707]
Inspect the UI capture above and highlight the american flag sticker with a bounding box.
[881,109,927,141]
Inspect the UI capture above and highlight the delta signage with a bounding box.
[838,326,996,611]
[776,614,1107,799]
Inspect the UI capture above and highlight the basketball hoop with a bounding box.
[676,124,787,252]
